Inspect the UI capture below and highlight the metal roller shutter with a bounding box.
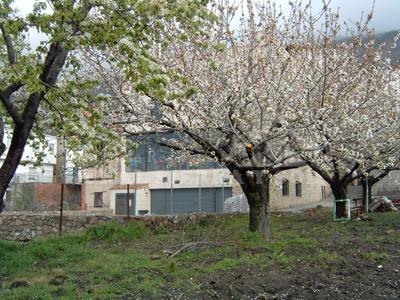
[150,187,232,215]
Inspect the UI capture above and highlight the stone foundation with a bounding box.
[0,211,224,241]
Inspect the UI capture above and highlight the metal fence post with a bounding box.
[134,168,137,213]
[365,176,369,213]
[170,170,173,215]
[199,174,202,213]
[127,184,131,221]
[59,183,64,236]
[221,177,224,206]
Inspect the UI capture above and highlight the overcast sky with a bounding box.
[12,0,400,47]
[293,0,400,32]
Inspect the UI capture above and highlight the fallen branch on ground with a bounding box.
[164,241,223,259]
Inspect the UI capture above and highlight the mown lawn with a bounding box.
[1,210,399,299]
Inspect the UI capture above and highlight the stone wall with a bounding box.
[0,211,223,241]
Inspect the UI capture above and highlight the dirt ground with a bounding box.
[194,259,400,299]
[147,212,400,300]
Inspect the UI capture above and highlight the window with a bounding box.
[48,143,55,155]
[94,192,103,208]
[295,181,302,197]
[72,167,79,183]
[28,167,37,180]
[282,178,289,196]
[321,186,326,199]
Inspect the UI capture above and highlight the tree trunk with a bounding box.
[0,42,69,212]
[361,177,373,207]
[248,187,271,239]
[53,137,67,183]
[0,115,5,157]
[235,170,272,239]
[0,120,36,210]
[331,182,348,218]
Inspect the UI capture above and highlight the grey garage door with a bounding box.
[115,193,136,215]
[150,187,232,215]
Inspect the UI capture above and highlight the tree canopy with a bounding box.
[88,0,400,238]
[0,0,212,210]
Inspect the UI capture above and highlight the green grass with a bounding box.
[361,251,390,262]
[0,211,399,299]
[85,221,150,242]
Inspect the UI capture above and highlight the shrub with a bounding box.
[85,221,150,243]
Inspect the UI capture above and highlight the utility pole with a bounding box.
[365,176,369,213]
[127,184,131,221]
[170,169,173,215]
[59,182,64,236]
[54,137,66,184]
[134,167,137,214]
[57,137,66,236]
[198,174,202,213]
[221,176,224,207]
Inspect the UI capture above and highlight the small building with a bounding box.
[82,161,233,215]
[81,134,331,215]
[269,167,330,210]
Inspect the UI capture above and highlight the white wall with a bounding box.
[1,128,81,182]
[120,158,233,189]
[1,128,57,179]
[372,170,400,197]
[1,129,57,165]
[269,167,331,209]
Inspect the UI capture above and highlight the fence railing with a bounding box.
[5,175,82,212]
[10,173,81,185]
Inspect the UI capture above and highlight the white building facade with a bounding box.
[1,128,79,184]
[1,129,57,183]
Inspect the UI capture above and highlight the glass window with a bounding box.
[94,192,103,208]
[282,178,289,196]
[48,143,55,155]
[321,186,326,199]
[295,181,302,197]
[28,167,37,181]
[126,133,223,172]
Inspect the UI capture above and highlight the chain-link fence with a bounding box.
[4,173,82,212]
